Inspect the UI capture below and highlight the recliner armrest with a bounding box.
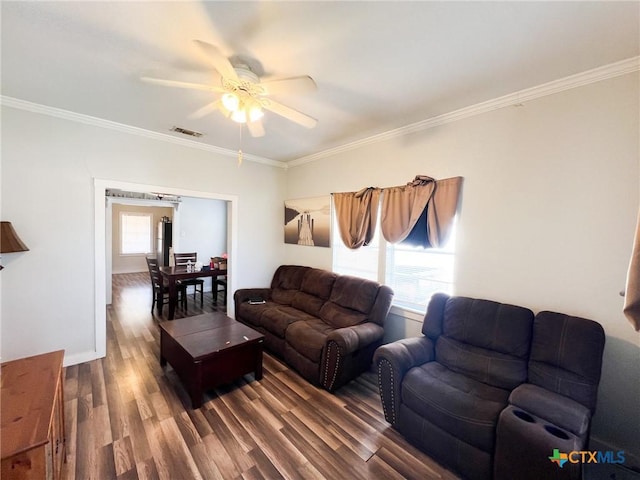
[509,383,591,436]
[326,322,384,355]
[373,336,435,425]
[374,336,435,376]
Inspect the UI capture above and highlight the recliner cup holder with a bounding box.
[512,409,535,423]
[497,406,582,480]
[544,425,570,439]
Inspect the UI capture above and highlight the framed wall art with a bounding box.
[284,196,331,248]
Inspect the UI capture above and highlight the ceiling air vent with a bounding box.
[170,126,203,138]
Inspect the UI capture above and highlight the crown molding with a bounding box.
[0,96,287,169]
[3,55,638,170]
[288,56,640,167]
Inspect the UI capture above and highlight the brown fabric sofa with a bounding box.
[374,293,605,480]
[234,265,394,391]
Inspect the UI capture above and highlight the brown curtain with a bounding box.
[624,209,640,331]
[381,175,463,247]
[427,176,464,247]
[332,188,381,249]
[380,176,436,244]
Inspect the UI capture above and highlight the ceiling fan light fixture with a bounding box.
[231,108,247,123]
[147,41,316,135]
[228,98,263,124]
[248,103,264,122]
[222,92,240,112]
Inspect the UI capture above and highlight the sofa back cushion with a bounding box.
[291,268,337,317]
[528,311,605,412]
[270,265,310,305]
[427,294,534,390]
[319,275,380,328]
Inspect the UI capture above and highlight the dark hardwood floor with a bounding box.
[62,272,459,479]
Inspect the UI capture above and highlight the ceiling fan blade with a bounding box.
[141,77,225,93]
[258,76,317,96]
[247,119,265,138]
[193,40,238,80]
[261,99,317,129]
[188,100,223,119]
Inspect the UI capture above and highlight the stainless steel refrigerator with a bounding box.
[157,219,172,266]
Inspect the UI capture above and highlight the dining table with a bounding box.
[159,266,227,320]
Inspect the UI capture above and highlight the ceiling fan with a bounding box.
[141,40,318,138]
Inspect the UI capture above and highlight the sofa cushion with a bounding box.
[441,296,534,358]
[528,311,605,412]
[270,265,311,305]
[317,275,380,328]
[271,265,310,290]
[291,269,337,316]
[428,295,534,390]
[328,275,379,314]
[291,292,325,317]
[319,301,367,329]
[235,301,271,328]
[271,288,298,305]
[436,336,529,390]
[285,319,335,363]
[301,268,337,299]
[258,305,316,338]
[402,362,510,453]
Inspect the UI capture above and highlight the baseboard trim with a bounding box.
[590,435,640,472]
[112,268,147,275]
[63,350,103,367]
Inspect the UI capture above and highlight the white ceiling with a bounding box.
[2,1,639,164]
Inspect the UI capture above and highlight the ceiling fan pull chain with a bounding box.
[238,124,243,167]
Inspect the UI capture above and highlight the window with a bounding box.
[385,228,455,311]
[120,212,152,255]
[333,213,455,312]
[331,217,380,282]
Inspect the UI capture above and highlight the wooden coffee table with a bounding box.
[159,312,264,408]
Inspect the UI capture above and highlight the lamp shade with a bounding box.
[0,222,29,253]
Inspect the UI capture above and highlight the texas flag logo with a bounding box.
[549,449,569,468]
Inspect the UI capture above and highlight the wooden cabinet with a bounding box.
[1,350,66,480]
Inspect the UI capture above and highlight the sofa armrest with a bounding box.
[373,336,435,425]
[374,336,435,376]
[326,322,384,355]
[233,288,272,304]
[320,323,384,391]
[509,383,592,436]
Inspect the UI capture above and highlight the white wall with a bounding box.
[175,196,227,292]
[285,73,640,465]
[0,107,286,365]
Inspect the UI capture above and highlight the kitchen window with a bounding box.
[120,212,152,255]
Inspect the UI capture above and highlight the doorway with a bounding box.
[94,178,238,360]
[106,199,179,304]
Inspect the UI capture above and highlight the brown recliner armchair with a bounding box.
[374,293,606,480]
[374,293,535,480]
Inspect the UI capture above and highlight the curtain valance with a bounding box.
[380,176,436,244]
[332,187,381,249]
[332,175,463,250]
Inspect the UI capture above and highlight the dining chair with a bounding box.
[146,257,187,315]
[173,252,205,305]
[210,256,228,306]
